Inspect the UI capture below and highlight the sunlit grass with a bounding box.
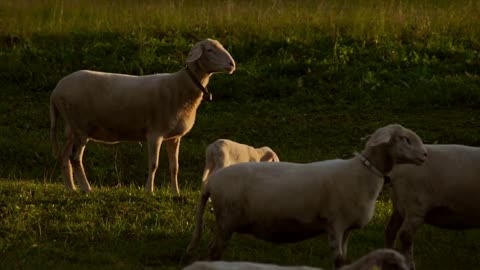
[1,0,479,41]
[2,180,480,270]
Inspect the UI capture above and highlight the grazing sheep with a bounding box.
[187,124,428,268]
[50,38,235,194]
[183,248,408,270]
[201,139,280,187]
[385,144,480,270]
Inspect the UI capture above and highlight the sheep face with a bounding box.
[187,39,236,74]
[367,124,427,166]
[390,129,427,166]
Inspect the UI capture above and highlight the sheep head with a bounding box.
[186,39,236,74]
[259,147,280,162]
[366,124,428,166]
[343,249,409,270]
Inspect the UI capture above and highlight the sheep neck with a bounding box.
[185,63,212,102]
[360,146,394,176]
[354,152,384,178]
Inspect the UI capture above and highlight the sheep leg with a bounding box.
[341,229,352,260]
[145,136,163,193]
[207,223,232,261]
[70,136,92,192]
[328,228,345,269]
[385,208,404,248]
[398,216,423,270]
[166,137,181,195]
[187,191,210,253]
[60,137,76,191]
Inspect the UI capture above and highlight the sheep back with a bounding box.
[206,159,381,243]
[51,70,201,142]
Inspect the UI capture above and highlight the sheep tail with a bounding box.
[187,188,210,253]
[49,98,60,159]
[201,145,216,184]
[201,155,213,187]
[200,167,210,188]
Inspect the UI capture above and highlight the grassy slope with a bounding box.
[1,0,480,269]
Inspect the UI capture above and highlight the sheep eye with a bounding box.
[403,137,411,145]
[206,48,214,52]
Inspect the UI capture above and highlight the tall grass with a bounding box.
[2,0,479,41]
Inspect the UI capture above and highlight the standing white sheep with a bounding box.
[183,248,408,270]
[187,124,428,268]
[385,144,480,270]
[201,139,280,187]
[50,39,235,194]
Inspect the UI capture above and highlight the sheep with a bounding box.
[49,38,235,194]
[184,262,318,270]
[183,248,408,270]
[201,139,280,187]
[385,144,480,270]
[186,124,428,268]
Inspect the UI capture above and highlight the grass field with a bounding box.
[1,0,480,269]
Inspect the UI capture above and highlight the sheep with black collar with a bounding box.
[49,39,235,194]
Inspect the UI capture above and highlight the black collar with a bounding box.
[185,66,212,102]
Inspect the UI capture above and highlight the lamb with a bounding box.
[186,124,428,268]
[385,144,480,270]
[201,139,280,187]
[183,248,408,270]
[49,38,235,194]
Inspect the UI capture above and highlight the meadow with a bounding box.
[0,0,479,269]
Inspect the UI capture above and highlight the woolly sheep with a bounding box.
[385,144,480,270]
[183,248,408,270]
[201,139,280,187]
[49,38,235,194]
[187,124,428,268]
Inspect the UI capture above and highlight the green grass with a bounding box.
[1,0,480,269]
[2,180,480,270]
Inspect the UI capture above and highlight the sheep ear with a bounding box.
[366,129,392,147]
[260,152,274,162]
[186,44,203,63]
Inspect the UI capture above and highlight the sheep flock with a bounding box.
[49,39,478,270]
